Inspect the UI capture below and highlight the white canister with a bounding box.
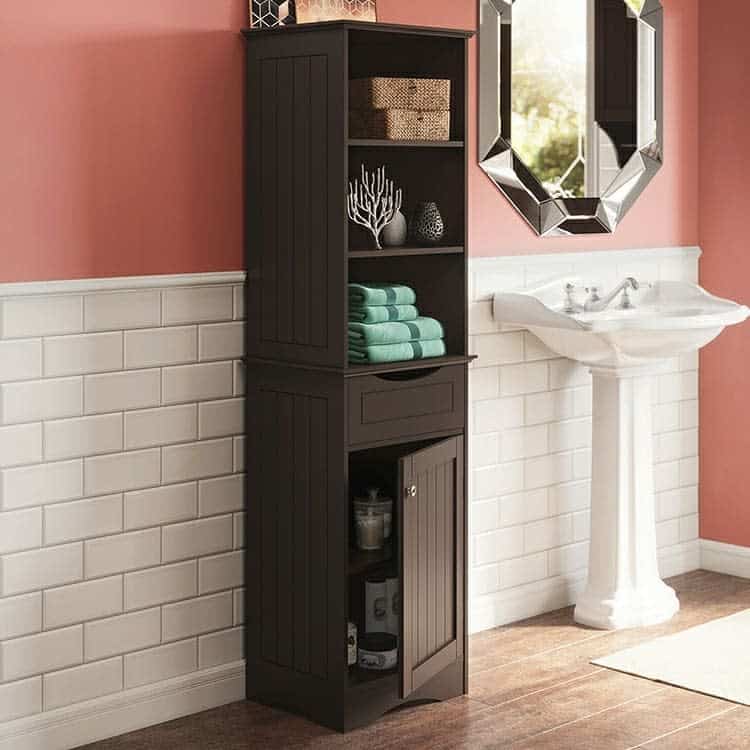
[386,577,400,636]
[347,621,358,666]
[365,578,388,633]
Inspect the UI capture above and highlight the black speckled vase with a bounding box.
[409,202,445,246]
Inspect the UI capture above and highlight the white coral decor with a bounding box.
[347,165,403,250]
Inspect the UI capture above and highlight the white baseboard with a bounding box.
[0,661,246,750]
[700,539,750,579]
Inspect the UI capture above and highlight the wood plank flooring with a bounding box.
[83,571,750,750]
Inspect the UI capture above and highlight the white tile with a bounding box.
[84,369,160,415]
[679,351,699,371]
[162,591,233,642]
[469,367,500,401]
[654,460,680,492]
[473,461,524,500]
[656,518,680,548]
[0,423,42,468]
[233,512,245,550]
[43,332,122,376]
[0,459,82,510]
[124,482,197,531]
[499,552,547,589]
[572,386,593,418]
[474,527,525,566]
[548,481,590,515]
[1,377,82,425]
[549,360,591,390]
[0,593,42,640]
[471,565,500,596]
[198,399,244,439]
[162,515,234,563]
[680,513,699,542]
[198,550,244,594]
[85,608,161,662]
[44,657,122,711]
[470,333,524,367]
[572,449,592,480]
[548,542,590,577]
[471,433,500,468]
[124,404,197,450]
[162,286,233,326]
[469,301,502,335]
[124,560,197,611]
[524,516,574,553]
[199,322,245,361]
[470,499,500,534]
[499,425,548,462]
[199,474,245,516]
[0,543,82,596]
[198,627,244,669]
[0,507,41,553]
[0,625,82,682]
[1,295,82,338]
[124,326,198,369]
[84,528,160,578]
[499,362,548,396]
[233,360,246,397]
[0,677,42,722]
[680,399,699,430]
[572,510,591,542]
[474,396,524,435]
[233,436,245,472]
[525,390,573,425]
[472,268,525,301]
[548,419,592,453]
[499,489,548,527]
[681,371,699,401]
[44,413,123,461]
[162,438,233,484]
[679,456,699,487]
[162,362,233,405]
[0,339,42,382]
[44,494,122,544]
[84,449,160,495]
[524,453,573,490]
[523,332,556,362]
[84,290,160,332]
[124,639,197,689]
[233,589,245,625]
[233,285,245,320]
[44,576,123,630]
[653,403,680,435]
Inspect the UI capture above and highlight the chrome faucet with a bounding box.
[584,277,641,312]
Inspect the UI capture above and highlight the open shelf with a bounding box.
[348,245,464,258]
[345,354,473,378]
[349,542,394,577]
[348,665,399,689]
[348,138,464,149]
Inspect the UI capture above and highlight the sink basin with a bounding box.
[492,277,748,631]
[494,279,749,368]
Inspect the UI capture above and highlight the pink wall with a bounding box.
[0,0,697,282]
[698,1,750,546]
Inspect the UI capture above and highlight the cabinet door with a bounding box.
[399,436,464,699]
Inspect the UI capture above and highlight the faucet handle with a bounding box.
[563,283,583,314]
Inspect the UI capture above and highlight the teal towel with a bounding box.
[348,283,417,307]
[348,317,444,347]
[349,339,446,364]
[348,304,418,324]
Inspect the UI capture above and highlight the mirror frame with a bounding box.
[478,0,663,236]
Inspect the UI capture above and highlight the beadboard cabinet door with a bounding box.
[399,436,465,699]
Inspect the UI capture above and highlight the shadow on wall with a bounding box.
[0,29,244,281]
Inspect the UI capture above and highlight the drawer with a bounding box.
[347,365,465,446]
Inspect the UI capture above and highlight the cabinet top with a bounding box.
[241,20,474,41]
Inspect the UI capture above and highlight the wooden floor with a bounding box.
[84,571,750,749]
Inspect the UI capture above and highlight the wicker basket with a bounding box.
[349,77,451,112]
[350,108,450,141]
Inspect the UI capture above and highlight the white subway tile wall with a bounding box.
[0,279,246,723]
[468,249,702,633]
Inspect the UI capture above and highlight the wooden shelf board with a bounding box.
[345,354,474,378]
[349,542,394,576]
[347,665,399,689]
[348,138,464,149]
[348,246,464,259]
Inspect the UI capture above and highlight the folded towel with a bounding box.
[348,304,419,324]
[348,317,444,347]
[349,339,447,364]
[348,283,417,307]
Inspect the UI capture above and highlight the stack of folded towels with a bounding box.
[348,283,446,364]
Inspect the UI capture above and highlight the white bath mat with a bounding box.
[593,609,750,705]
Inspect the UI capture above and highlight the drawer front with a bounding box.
[347,365,465,446]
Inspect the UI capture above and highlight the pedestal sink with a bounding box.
[494,279,749,630]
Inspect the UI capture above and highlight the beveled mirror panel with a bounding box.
[479,0,663,235]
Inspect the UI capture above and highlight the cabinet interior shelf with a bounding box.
[349,246,464,259]
[349,543,394,576]
[348,138,464,149]
[345,354,474,378]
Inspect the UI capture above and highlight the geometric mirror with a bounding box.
[478,0,663,235]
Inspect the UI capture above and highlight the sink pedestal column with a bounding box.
[574,364,680,630]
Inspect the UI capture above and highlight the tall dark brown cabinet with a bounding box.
[242,21,473,732]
